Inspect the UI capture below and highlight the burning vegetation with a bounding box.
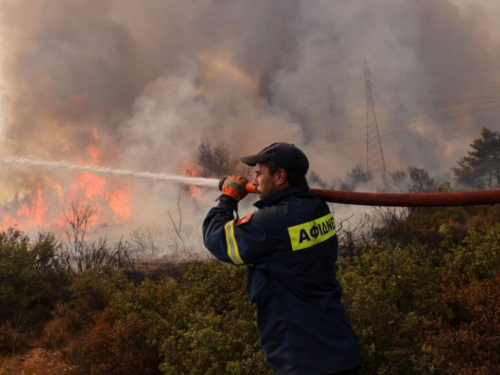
[0,130,134,236]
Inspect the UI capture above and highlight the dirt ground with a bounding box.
[0,347,81,375]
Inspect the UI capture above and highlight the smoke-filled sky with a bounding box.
[0,0,499,238]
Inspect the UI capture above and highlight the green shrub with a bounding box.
[70,262,269,374]
[443,224,500,283]
[81,308,161,374]
[339,222,500,373]
[160,262,268,375]
[339,243,452,373]
[425,276,500,374]
[42,302,83,349]
[69,269,130,319]
[0,228,62,352]
[19,212,499,373]
[74,277,177,374]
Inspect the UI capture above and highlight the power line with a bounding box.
[301,90,500,144]
[306,100,500,156]
[364,61,386,175]
[220,67,500,148]
[229,80,500,140]
[225,90,500,149]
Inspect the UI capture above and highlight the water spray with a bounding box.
[1,156,499,207]
[0,156,219,188]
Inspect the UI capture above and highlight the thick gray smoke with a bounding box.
[0,0,498,239]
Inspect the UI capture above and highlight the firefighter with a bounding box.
[203,142,360,375]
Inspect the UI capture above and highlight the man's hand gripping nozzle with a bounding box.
[219,175,255,201]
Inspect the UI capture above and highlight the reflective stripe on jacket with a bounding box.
[203,185,360,374]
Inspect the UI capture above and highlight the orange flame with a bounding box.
[106,188,132,221]
[187,185,202,198]
[17,203,30,219]
[34,184,47,226]
[74,144,106,199]
[15,184,47,227]
[182,166,204,199]
[0,128,134,234]
[78,172,106,199]
[0,214,13,231]
[53,183,63,201]
[88,146,101,165]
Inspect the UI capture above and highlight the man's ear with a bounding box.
[275,169,288,186]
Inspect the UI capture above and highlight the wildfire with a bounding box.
[75,172,105,199]
[183,167,204,199]
[0,127,134,236]
[14,184,47,228]
[106,187,132,221]
[0,214,13,231]
[88,146,102,165]
[53,183,63,201]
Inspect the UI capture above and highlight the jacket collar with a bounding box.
[254,185,309,208]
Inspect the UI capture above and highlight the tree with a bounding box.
[382,167,437,193]
[453,127,500,189]
[60,200,134,274]
[0,229,62,353]
[197,140,251,178]
[337,165,373,191]
[308,171,328,189]
[383,169,408,192]
[407,166,437,193]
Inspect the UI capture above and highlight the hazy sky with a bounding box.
[0,0,499,175]
[452,0,500,41]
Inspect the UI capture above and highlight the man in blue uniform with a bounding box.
[203,142,360,374]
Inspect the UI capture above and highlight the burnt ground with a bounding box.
[0,345,81,375]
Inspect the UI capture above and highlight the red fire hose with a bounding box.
[244,183,500,207]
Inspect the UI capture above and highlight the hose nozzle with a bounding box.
[218,176,257,194]
[245,182,257,194]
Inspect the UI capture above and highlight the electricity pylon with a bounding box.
[364,61,387,175]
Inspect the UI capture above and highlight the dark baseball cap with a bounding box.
[240,142,309,173]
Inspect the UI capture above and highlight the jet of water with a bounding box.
[0,156,220,188]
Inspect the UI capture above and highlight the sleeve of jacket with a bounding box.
[203,200,271,265]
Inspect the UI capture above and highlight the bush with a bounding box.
[42,302,83,349]
[0,228,62,352]
[10,207,499,373]
[70,262,269,374]
[41,270,131,362]
[443,224,500,283]
[81,308,161,374]
[425,276,500,374]
[339,222,500,373]
[159,262,268,375]
[75,277,176,374]
[0,322,27,354]
[69,270,130,319]
[339,244,452,373]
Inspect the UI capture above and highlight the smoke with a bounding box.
[0,0,499,239]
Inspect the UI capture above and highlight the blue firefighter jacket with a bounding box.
[203,185,360,374]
